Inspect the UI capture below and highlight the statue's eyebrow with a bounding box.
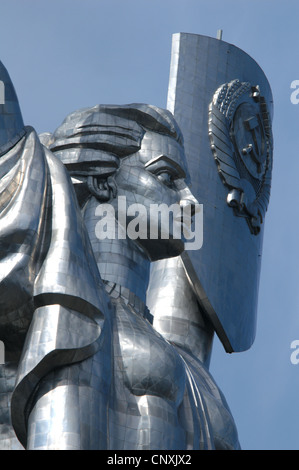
[144,155,186,179]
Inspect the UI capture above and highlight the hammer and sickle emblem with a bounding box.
[209,79,273,234]
[242,113,266,174]
[231,99,267,180]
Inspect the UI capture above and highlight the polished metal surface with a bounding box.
[0,32,273,450]
[149,33,274,353]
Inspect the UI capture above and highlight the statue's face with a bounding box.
[50,108,198,261]
[109,130,198,260]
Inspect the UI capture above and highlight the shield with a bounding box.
[149,33,273,353]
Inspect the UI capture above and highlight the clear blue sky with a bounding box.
[1,0,298,450]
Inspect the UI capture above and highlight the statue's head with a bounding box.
[0,61,25,156]
[48,104,198,260]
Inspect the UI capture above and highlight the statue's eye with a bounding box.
[145,155,186,188]
[157,171,174,187]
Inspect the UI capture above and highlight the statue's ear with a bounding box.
[87,174,117,202]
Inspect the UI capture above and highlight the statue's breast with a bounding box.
[113,298,186,404]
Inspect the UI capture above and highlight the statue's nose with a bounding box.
[179,185,199,218]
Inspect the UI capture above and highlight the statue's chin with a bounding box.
[136,238,184,262]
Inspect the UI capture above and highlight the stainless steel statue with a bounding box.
[42,103,239,450]
[0,32,273,451]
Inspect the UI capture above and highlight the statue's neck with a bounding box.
[82,195,214,369]
[82,196,151,304]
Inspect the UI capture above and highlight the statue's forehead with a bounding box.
[137,130,189,177]
[52,109,190,181]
